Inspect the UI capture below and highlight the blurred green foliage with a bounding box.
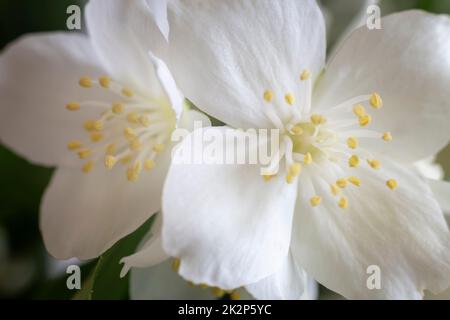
[0,0,448,300]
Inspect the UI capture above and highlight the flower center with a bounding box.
[260,69,397,209]
[65,76,176,181]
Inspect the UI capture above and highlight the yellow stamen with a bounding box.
[367,159,381,170]
[152,144,164,153]
[106,143,116,156]
[90,132,103,142]
[78,148,92,159]
[347,137,358,149]
[199,284,208,289]
[310,196,322,207]
[382,132,392,141]
[336,178,348,188]
[211,287,225,298]
[311,114,326,125]
[127,112,139,124]
[348,176,361,187]
[172,258,181,272]
[83,120,95,132]
[120,155,134,165]
[263,90,273,103]
[104,155,117,170]
[289,163,302,177]
[285,93,295,106]
[82,161,94,174]
[92,120,103,131]
[79,76,92,88]
[139,115,150,127]
[122,87,134,98]
[291,124,303,136]
[304,152,313,165]
[263,174,274,182]
[348,155,360,168]
[353,104,366,117]
[338,196,349,209]
[358,114,372,127]
[300,69,311,81]
[330,184,340,195]
[230,290,241,300]
[286,175,294,184]
[99,76,111,88]
[144,159,156,170]
[369,93,383,109]
[124,127,137,140]
[126,161,142,182]
[66,102,80,111]
[386,179,398,190]
[130,139,142,151]
[112,102,124,114]
[67,140,82,151]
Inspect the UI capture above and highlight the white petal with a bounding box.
[144,0,170,41]
[245,251,317,300]
[130,259,215,300]
[314,11,450,162]
[414,156,444,180]
[0,32,111,166]
[291,158,450,299]
[40,149,170,260]
[120,215,169,278]
[161,0,326,128]
[427,179,450,214]
[162,128,297,289]
[177,109,211,131]
[85,0,167,98]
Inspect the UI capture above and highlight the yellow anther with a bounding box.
[358,114,372,127]
[336,178,348,188]
[172,258,181,272]
[152,144,165,153]
[349,155,360,168]
[66,102,80,111]
[338,196,349,209]
[120,155,134,165]
[78,148,92,159]
[139,115,150,127]
[347,137,358,149]
[83,120,95,132]
[348,176,361,187]
[82,161,94,174]
[263,174,274,182]
[112,102,124,115]
[263,90,273,103]
[122,87,134,98]
[386,179,398,190]
[286,175,294,184]
[211,287,225,298]
[330,184,340,195]
[285,93,295,106]
[124,127,137,140]
[106,143,117,156]
[92,120,103,131]
[353,104,366,117]
[311,114,326,125]
[291,124,303,136]
[199,283,208,289]
[67,140,82,151]
[126,161,142,182]
[367,159,381,170]
[310,196,322,207]
[230,290,241,300]
[104,155,117,170]
[382,132,392,141]
[300,69,311,81]
[130,139,142,151]
[304,152,313,165]
[289,163,302,177]
[90,132,103,142]
[144,159,156,170]
[369,93,383,109]
[127,112,139,124]
[99,76,111,88]
[79,76,92,88]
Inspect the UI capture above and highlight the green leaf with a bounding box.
[73,217,154,300]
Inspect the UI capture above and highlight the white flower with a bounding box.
[0,0,208,260]
[143,1,450,299]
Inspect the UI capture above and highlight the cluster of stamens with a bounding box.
[260,69,398,210]
[66,76,175,182]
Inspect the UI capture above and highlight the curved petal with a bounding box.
[130,259,216,300]
[160,0,326,129]
[414,157,444,180]
[314,11,450,162]
[427,179,450,214]
[291,158,450,299]
[245,251,317,300]
[0,32,113,167]
[85,0,168,98]
[40,149,171,260]
[162,127,297,289]
[120,214,169,277]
